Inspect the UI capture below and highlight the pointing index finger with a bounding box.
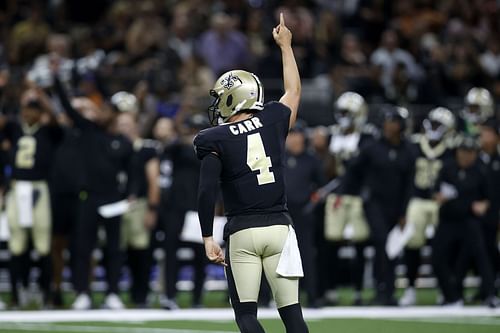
[280,12,285,26]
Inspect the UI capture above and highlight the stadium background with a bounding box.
[0,0,499,332]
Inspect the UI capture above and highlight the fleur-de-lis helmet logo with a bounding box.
[221,73,242,90]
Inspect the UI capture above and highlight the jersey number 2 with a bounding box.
[16,136,37,169]
[247,133,275,185]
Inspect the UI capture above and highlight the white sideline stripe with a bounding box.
[0,323,236,333]
[388,317,500,326]
[0,307,499,323]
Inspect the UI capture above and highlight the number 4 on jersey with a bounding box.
[247,133,275,185]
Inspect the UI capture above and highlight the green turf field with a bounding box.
[1,289,499,333]
[0,317,500,333]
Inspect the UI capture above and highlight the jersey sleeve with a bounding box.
[263,101,291,138]
[265,101,291,123]
[193,130,220,160]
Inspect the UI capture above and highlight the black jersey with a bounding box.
[436,158,490,223]
[346,136,415,219]
[4,121,63,181]
[128,139,159,198]
[411,135,454,199]
[329,124,377,195]
[49,127,84,195]
[194,101,290,217]
[54,77,133,195]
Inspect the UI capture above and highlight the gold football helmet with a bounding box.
[208,70,264,125]
[111,91,139,114]
[334,92,368,131]
[462,87,494,124]
[423,107,456,142]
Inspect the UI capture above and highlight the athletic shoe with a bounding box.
[399,287,416,306]
[72,293,92,310]
[442,299,464,308]
[159,296,179,310]
[103,293,125,310]
[485,296,500,308]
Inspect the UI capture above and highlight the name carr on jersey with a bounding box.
[229,117,263,135]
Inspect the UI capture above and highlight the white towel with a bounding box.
[0,212,9,241]
[386,223,415,259]
[440,182,458,200]
[180,211,227,244]
[15,181,33,228]
[276,225,304,278]
[98,200,130,218]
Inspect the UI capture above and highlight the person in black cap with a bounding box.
[344,105,415,305]
[432,133,497,307]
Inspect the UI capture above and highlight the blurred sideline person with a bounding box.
[399,107,456,306]
[159,115,208,310]
[53,73,132,310]
[194,14,308,333]
[324,92,374,305]
[49,108,84,307]
[2,88,62,308]
[478,120,500,291]
[285,121,324,307]
[345,106,415,305]
[114,97,161,308]
[433,134,497,307]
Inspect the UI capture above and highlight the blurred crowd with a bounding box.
[0,0,499,310]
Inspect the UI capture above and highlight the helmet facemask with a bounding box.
[423,119,447,142]
[334,109,354,131]
[423,107,455,142]
[208,89,223,126]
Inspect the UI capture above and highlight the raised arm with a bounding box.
[273,13,301,129]
[53,76,94,129]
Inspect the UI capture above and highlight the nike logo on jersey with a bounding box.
[229,117,263,135]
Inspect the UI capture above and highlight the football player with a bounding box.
[159,115,210,310]
[460,87,494,135]
[114,97,161,308]
[399,107,456,306]
[193,13,308,333]
[2,88,63,308]
[323,91,374,305]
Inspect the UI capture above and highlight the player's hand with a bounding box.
[472,201,488,216]
[434,192,447,205]
[273,12,292,49]
[143,210,157,230]
[203,237,227,267]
